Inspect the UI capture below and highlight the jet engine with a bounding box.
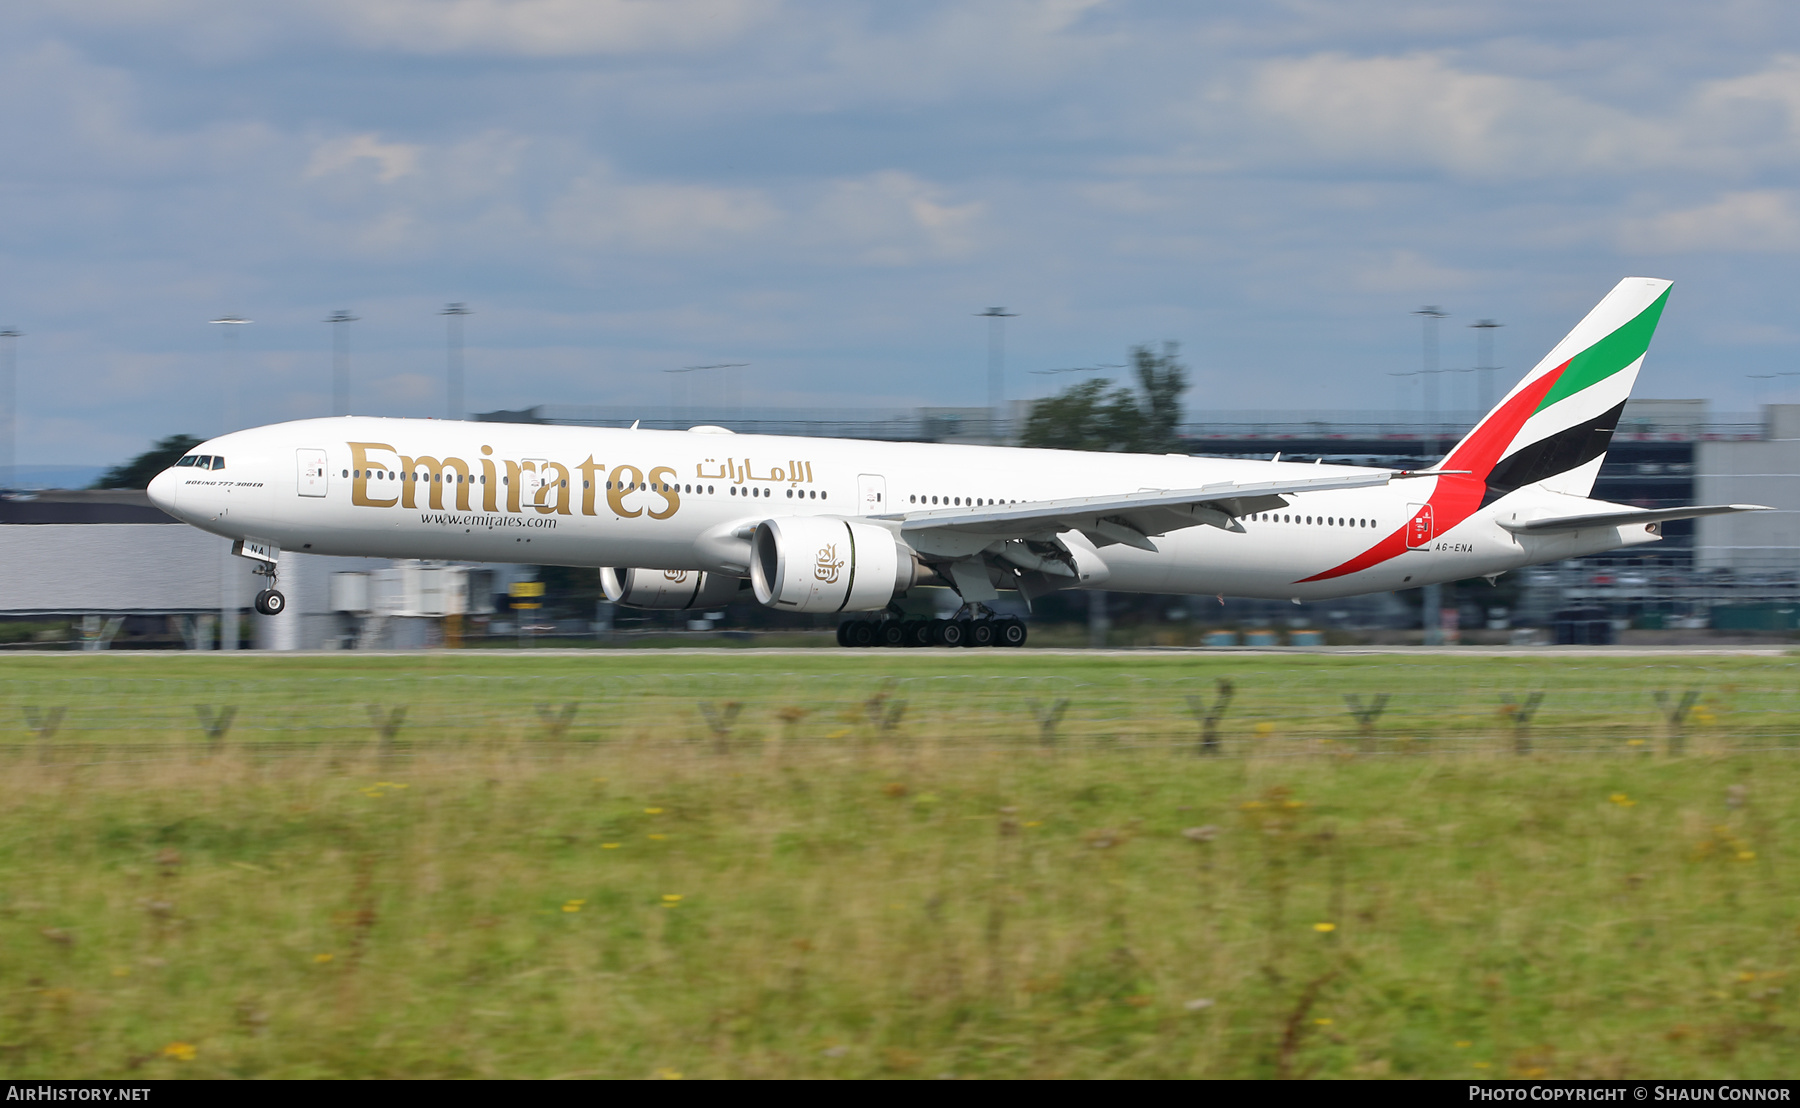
[751,517,916,612]
[601,567,744,609]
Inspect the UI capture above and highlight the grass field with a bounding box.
[4,650,1800,1078]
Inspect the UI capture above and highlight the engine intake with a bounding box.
[751,517,915,612]
[601,567,743,610]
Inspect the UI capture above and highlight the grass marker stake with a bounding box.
[1029,698,1070,747]
[1654,688,1701,756]
[699,700,743,753]
[1500,691,1545,756]
[534,701,579,741]
[1186,677,1235,756]
[1342,693,1390,752]
[24,705,66,764]
[194,705,237,754]
[367,705,407,760]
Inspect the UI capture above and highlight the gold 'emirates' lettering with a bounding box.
[577,456,602,516]
[400,455,471,510]
[504,460,524,513]
[350,442,399,507]
[341,441,762,521]
[608,465,644,518]
[480,446,498,512]
[647,465,680,520]
[536,462,572,516]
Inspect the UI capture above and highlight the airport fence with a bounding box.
[3,665,1798,764]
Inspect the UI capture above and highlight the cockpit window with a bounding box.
[209,456,224,471]
[175,455,198,467]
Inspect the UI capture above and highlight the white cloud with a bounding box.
[1243,52,1672,177]
[814,171,984,265]
[548,170,778,251]
[319,0,776,56]
[1621,190,1800,253]
[304,133,422,183]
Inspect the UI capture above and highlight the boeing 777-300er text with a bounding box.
[148,277,1766,647]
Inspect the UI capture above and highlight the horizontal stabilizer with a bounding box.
[1498,503,1771,535]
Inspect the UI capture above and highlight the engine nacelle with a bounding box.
[601,567,743,610]
[751,517,915,613]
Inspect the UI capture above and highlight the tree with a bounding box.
[91,434,203,489]
[1019,342,1188,453]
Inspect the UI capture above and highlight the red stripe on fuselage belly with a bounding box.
[1297,364,1566,584]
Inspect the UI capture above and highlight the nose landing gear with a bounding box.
[250,562,286,616]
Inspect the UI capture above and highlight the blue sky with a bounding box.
[5,0,1800,466]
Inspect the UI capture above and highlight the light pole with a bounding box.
[978,307,1017,444]
[0,328,18,489]
[441,303,471,420]
[1414,306,1447,646]
[210,317,250,650]
[1471,319,1502,412]
[1414,306,1447,427]
[210,316,250,432]
[327,310,359,416]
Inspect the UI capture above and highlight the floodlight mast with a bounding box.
[978,307,1017,444]
[1470,319,1502,412]
[442,303,471,420]
[1413,306,1448,427]
[210,316,250,433]
[326,310,359,416]
[209,315,250,651]
[0,328,18,489]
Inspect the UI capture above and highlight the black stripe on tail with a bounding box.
[1479,399,1626,506]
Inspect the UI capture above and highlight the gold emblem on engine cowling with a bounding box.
[663,570,691,582]
[814,544,844,585]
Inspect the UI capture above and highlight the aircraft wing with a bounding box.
[1498,503,1772,535]
[883,471,1396,551]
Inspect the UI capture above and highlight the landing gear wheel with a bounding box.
[969,619,997,648]
[997,618,1027,647]
[936,620,967,648]
[848,622,877,648]
[905,620,932,647]
[254,589,286,616]
[879,622,908,648]
[836,621,853,647]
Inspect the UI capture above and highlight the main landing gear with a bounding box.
[251,562,286,616]
[837,610,1027,649]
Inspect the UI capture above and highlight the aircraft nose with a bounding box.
[146,468,179,515]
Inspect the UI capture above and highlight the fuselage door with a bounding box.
[520,458,550,509]
[856,474,887,515]
[298,448,328,498]
[1405,502,1434,549]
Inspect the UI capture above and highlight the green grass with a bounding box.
[2,651,1799,1077]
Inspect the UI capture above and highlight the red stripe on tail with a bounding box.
[1297,364,1566,583]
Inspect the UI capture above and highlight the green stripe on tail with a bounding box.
[1532,287,1670,413]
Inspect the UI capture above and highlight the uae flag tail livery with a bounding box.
[1302,277,1764,588]
[1451,276,1670,504]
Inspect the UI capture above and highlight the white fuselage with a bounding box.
[148,416,1656,602]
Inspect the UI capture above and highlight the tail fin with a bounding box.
[1441,277,1671,502]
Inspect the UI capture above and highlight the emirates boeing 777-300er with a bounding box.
[147,277,1766,647]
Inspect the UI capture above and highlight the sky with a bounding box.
[5,0,1800,467]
